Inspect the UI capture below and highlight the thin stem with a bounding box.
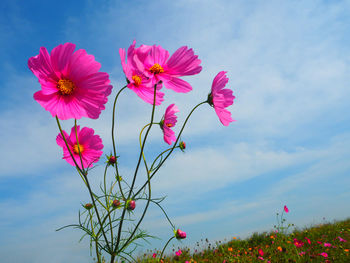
[133,101,207,198]
[89,210,101,263]
[112,83,159,262]
[111,85,127,200]
[83,173,112,253]
[103,164,114,250]
[159,236,175,262]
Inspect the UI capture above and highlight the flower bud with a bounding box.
[175,229,186,239]
[179,141,186,152]
[84,203,93,210]
[127,200,136,211]
[109,156,117,164]
[112,199,120,208]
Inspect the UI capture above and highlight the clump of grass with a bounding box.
[138,217,350,263]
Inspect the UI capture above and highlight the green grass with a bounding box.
[137,218,350,263]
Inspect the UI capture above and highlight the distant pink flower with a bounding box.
[29,43,112,120]
[175,249,182,256]
[258,256,264,260]
[305,237,311,244]
[152,253,157,258]
[284,205,289,213]
[56,125,103,169]
[175,229,186,239]
[133,43,202,93]
[320,252,328,258]
[294,238,304,248]
[208,71,235,126]
[161,104,179,145]
[258,248,264,256]
[119,41,164,105]
[299,251,306,256]
[324,243,332,247]
[338,236,347,242]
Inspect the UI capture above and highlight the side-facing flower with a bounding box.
[134,44,202,93]
[56,125,103,169]
[284,205,289,213]
[207,71,235,126]
[160,104,179,145]
[119,41,164,105]
[29,43,112,120]
[175,229,186,239]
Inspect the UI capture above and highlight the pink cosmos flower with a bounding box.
[258,256,264,261]
[320,252,328,258]
[338,236,347,242]
[56,125,103,169]
[119,41,164,105]
[305,237,311,244]
[133,43,202,93]
[175,229,186,239]
[152,253,157,258]
[207,71,235,126]
[294,238,304,248]
[284,205,289,213]
[161,104,179,145]
[175,249,182,256]
[258,248,264,256]
[324,243,332,247]
[29,43,112,120]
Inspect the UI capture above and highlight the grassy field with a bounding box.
[137,217,350,263]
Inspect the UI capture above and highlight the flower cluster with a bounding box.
[28,41,236,263]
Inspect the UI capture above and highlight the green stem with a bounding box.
[103,164,114,250]
[133,101,207,198]
[112,83,159,262]
[159,236,175,262]
[111,86,127,200]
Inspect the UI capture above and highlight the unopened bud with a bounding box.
[109,156,117,164]
[84,203,93,210]
[179,141,186,151]
[112,199,120,208]
[127,200,136,211]
[175,229,186,239]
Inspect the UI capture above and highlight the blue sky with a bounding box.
[1,0,350,262]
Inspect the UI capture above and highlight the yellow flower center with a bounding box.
[73,144,84,154]
[132,75,142,86]
[166,123,173,128]
[149,63,164,74]
[58,79,76,95]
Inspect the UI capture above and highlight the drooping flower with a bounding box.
[284,205,289,213]
[29,43,113,120]
[133,44,202,93]
[207,71,235,126]
[175,229,186,239]
[119,41,164,105]
[160,104,179,145]
[56,125,103,169]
